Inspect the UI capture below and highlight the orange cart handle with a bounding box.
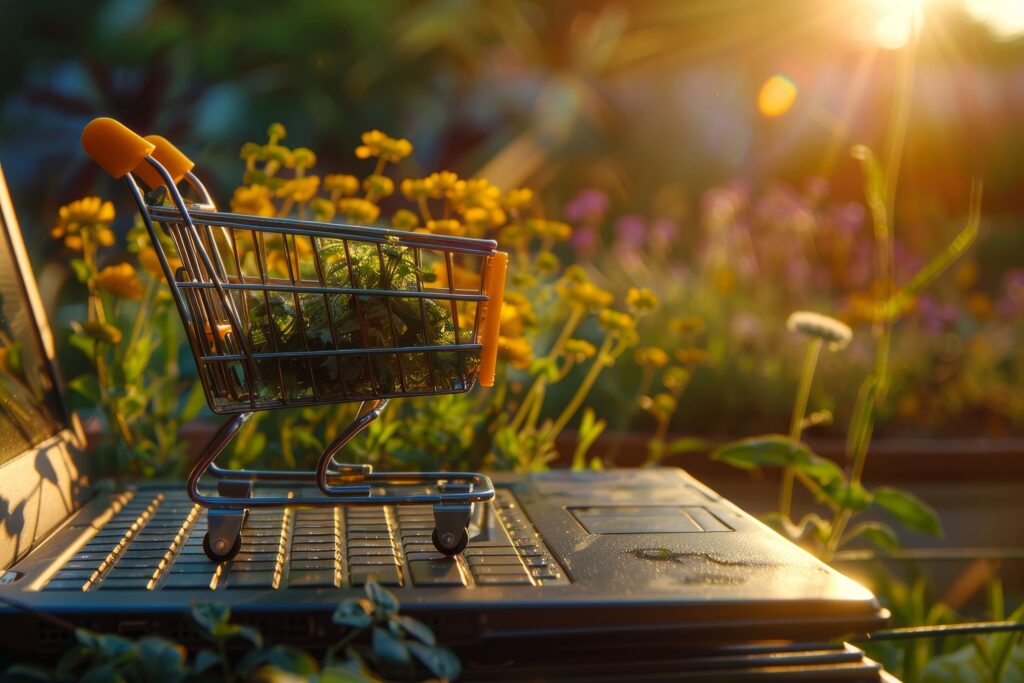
[133,135,195,189]
[81,118,155,179]
[476,251,508,388]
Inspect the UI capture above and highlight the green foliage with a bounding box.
[3,581,457,683]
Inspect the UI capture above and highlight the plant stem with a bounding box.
[779,337,823,520]
[545,335,615,442]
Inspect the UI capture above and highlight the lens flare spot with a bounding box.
[758,75,797,118]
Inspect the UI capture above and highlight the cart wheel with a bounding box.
[203,530,242,562]
[432,527,469,556]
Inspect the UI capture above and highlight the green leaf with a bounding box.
[70,259,94,284]
[180,381,207,423]
[191,603,231,636]
[407,641,462,681]
[712,435,842,485]
[4,664,52,681]
[332,599,373,629]
[135,637,187,683]
[68,375,101,405]
[68,332,97,359]
[571,408,605,471]
[365,579,399,618]
[122,335,153,384]
[79,665,124,683]
[667,437,714,455]
[873,486,943,536]
[74,629,134,660]
[395,615,436,646]
[818,480,873,512]
[81,321,123,345]
[371,626,411,666]
[921,644,990,683]
[192,649,221,674]
[844,521,900,552]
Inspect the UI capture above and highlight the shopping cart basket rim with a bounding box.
[148,204,499,255]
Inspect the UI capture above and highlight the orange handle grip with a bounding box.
[133,134,196,189]
[476,251,508,388]
[81,118,155,179]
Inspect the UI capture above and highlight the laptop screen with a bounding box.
[0,167,65,465]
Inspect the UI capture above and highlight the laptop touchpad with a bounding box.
[570,506,732,534]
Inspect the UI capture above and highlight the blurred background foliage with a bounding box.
[2,0,1023,446]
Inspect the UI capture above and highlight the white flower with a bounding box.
[786,311,853,351]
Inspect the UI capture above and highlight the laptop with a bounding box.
[0,162,891,680]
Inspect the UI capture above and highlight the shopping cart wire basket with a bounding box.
[82,118,507,561]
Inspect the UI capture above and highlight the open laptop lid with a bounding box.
[0,161,89,570]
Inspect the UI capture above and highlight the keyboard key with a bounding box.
[104,567,157,579]
[474,575,533,586]
[404,551,447,562]
[161,573,215,590]
[288,569,337,588]
[290,560,333,572]
[347,547,398,557]
[98,577,149,590]
[471,564,528,576]
[224,571,276,589]
[350,566,402,587]
[229,561,277,573]
[44,579,86,591]
[348,557,399,567]
[52,569,95,580]
[291,550,338,561]
[408,560,465,587]
[464,547,518,558]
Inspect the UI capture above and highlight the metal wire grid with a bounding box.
[147,205,498,414]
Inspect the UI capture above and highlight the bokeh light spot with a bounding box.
[758,75,798,117]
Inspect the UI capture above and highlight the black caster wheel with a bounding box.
[432,528,469,556]
[203,530,242,562]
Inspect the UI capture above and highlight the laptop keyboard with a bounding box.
[41,489,566,591]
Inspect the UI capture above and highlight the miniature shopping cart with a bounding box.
[81,118,507,562]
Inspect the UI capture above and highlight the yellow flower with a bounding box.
[400,178,433,200]
[52,197,116,251]
[535,251,560,276]
[563,338,597,361]
[634,347,669,369]
[289,147,316,170]
[363,174,395,198]
[138,246,181,277]
[231,185,276,217]
[498,335,533,370]
[267,122,287,143]
[625,287,660,315]
[598,309,636,337]
[449,178,501,211]
[502,188,533,210]
[426,171,460,198]
[324,174,360,196]
[337,198,380,224]
[674,348,709,366]
[355,130,413,163]
[557,280,614,311]
[499,292,537,337]
[310,198,336,222]
[526,219,572,242]
[432,261,481,291]
[275,175,320,203]
[670,316,707,335]
[425,219,464,236]
[391,209,419,231]
[662,367,690,389]
[95,263,144,300]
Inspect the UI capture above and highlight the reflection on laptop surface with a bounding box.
[0,162,891,679]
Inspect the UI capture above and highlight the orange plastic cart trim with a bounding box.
[476,251,508,388]
[133,135,195,189]
[81,118,155,179]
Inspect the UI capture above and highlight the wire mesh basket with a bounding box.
[82,118,506,561]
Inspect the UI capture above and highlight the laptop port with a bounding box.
[116,620,149,637]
